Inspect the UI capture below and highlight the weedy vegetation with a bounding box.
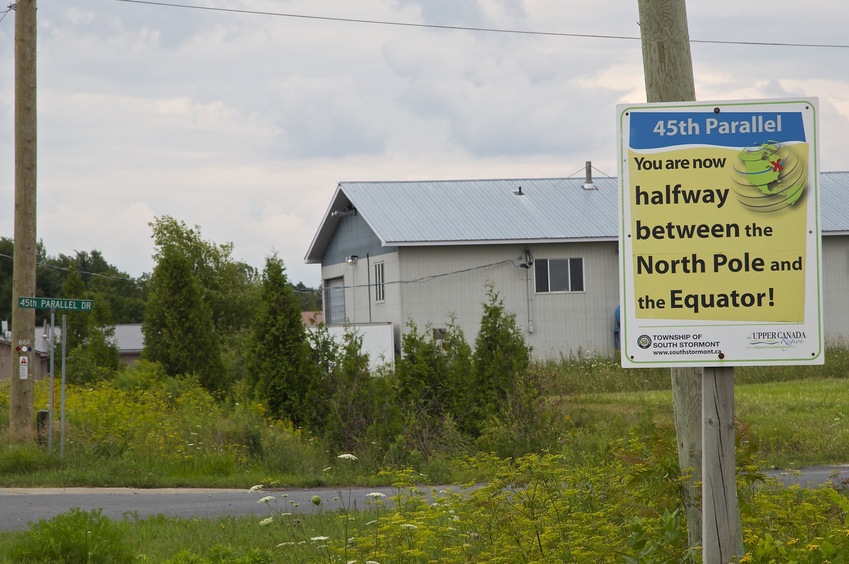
[4,294,849,560]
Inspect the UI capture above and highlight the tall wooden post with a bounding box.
[636,0,702,550]
[10,0,38,444]
[703,367,744,560]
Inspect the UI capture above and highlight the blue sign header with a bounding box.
[629,111,806,150]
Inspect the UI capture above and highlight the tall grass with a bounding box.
[3,351,849,488]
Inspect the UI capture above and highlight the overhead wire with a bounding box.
[110,0,849,50]
[0,252,138,281]
[4,1,841,289]
[0,3,15,24]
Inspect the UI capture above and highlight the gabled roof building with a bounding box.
[307,171,849,359]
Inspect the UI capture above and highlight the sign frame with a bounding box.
[617,98,823,367]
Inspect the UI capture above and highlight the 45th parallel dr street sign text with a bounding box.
[18,297,93,311]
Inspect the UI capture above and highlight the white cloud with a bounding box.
[1,0,847,288]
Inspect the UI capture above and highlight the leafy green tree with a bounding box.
[65,298,120,385]
[35,242,65,313]
[60,266,88,351]
[150,216,258,334]
[313,327,402,454]
[83,298,120,372]
[1,238,146,326]
[66,250,147,324]
[1,238,65,325]
[247,254,310,423]
[302,323,340,431]
[142,250,225,392]
[294,281,322,312]
[323,329,372,451]
[0,237,13,323]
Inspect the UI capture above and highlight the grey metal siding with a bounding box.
[324,214,396,266]
[394,242,620,359]
[822,237,849,345]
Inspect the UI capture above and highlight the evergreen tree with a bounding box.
[442,316,473,424]
[142,250,225,392]
[248,254,310,423]
[466,283,530,435]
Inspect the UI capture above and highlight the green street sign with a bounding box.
[18,297,93,311]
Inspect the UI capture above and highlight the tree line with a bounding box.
[0,218,321,328]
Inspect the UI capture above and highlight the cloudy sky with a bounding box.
[1,0,847,287]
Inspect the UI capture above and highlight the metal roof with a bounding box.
[2,324,145,354]
[820,171,849,234]
[305,171,849,263]
[306,176,618,263]
[111,324,144,354]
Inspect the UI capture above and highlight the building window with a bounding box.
[374,261,385,302]
[534,258,584,293]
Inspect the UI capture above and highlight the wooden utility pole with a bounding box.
[702,366,742,561]
[9,0,38,444]
[636,0,703,551]
[638,1,740,559]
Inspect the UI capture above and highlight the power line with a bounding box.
[0,252,137,281]
[111,0,849,50]
[15,0,834,52]
[331,258,523,292]
[0,5,14,25]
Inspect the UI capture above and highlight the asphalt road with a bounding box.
[765,465,849,489]
[2,467,848,532]
[0,485,398,532]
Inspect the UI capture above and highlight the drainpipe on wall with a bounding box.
[346,255,359,324]
[524,249,535,334]
[366,252,372,323]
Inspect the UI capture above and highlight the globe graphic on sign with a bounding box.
[731,141,807,212]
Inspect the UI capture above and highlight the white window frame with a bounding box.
[374,261,385,303]
[534,258,585,293]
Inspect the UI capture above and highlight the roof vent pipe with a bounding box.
[582,160,596,190]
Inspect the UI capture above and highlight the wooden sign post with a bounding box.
[702,367,743,559]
